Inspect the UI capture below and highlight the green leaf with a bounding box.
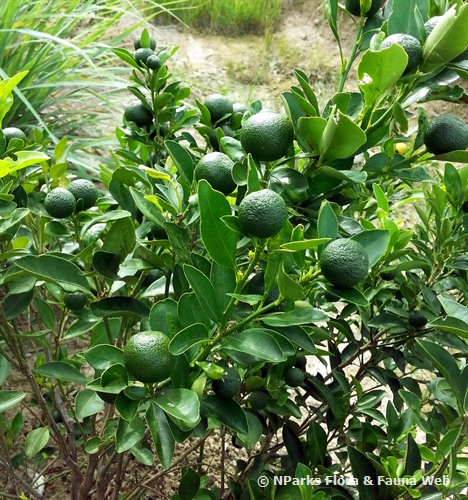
[102,217,136,259]
[0,390,26,413]
[169,323,210,355]
[278,264,304,300]
[430,150,468,163]
[306,421,327,467]
[317,201,338,241]
[270,326,316,353]
[3,289,34,320]
[146,403,175,469]
[319,107,367,161]
[404,433,421,476]
[210,262,236,313]
[90,297,150,319]
[351,230,390,268]
[262,303,328,326]
[222,328,286,362]
[165,140,194,184]
[297,116,326,153]
[387,0,428,36]
[416,339,464,407]
[348,446,381,500]
[115,415,145,453]
[35,361,87,384]
[184,265,220,323]
[25,427,50,458]
[75,389,104,419]
[268,167,309,203]
[372,184,389,214]
[82,345,125,371]
[430,317,468,339]
[323,285,369,306]
[438,295,468,325]
[358,45,407,107]
[92,250,121,280]
[115,392,140,421]
[0,356,10,385]
[422,4,468,72]
[280,238,330,252]
[201,395,249,434]
[153,389,200,427]
[198,180,236,268]
[130,443,154,466]
[237,411,263,450]
[33,296,56,331]
[14,254,89,293]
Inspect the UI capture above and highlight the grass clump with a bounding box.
[155,0,281,35]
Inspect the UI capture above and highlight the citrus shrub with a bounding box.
[1,5,468,499]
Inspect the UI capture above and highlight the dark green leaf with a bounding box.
[201,395,249,434]
[35,361,87,384]
[83,345,124,370]
[146,402,175,469]
[222,328,286,362]
[14,255,89,292]
[184,265,220,323]
[115,414,145,453]
[262,303,328,326]
[90,297,150,319]
[165,140,194,184]
[169,323,210,355]
[351,230,390,268]
[347,446,381,500]
[115,392,140,421]
[153,389,200,427]
[318,201,338,241]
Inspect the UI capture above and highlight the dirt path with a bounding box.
[150,1,348,111]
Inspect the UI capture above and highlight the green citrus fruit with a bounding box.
[195,152,236,195]
[238,189,288,239]
[67,179,98,210]
[2,127,26,144]
[380,267,397,281]
[212,367,241,399]
[320,239,369,288]
[249,390,269,410]
[380,34,422,75]
[134,47,154,66]
[233,103,248,114]
[246,272,279,305]
[424,16,442,36]
[345,0,382,17]
[284,367,305,387]
[134,35,156,51]
[204,94,233,123]
[44,188,77,219]
[146,54,162,70]
[295,354,307,370]
[63,291,88,311]
[408,310,427,328]
[423,113,468,155]
[123,331,173,384]
[124,101,153,127]
[240,111,294,162]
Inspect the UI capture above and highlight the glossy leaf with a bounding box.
[222,328,286,362]
[153,389,200,427]
[198,180,236,268]
[0,390,26,413]
[83,345,124,370]
[115,414,145,453]
[14,254,89,293]
[35,361,88,384]
[358,45,407,107]
[184,264,220,323]
[201,395,249,434]
[165,140,194,183]
[90,297,150,319]
[351,230,390,268]
[75,389,104,419]
[169,323,210,355]
[262,303,328,326]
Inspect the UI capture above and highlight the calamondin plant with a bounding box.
[1,1,467,498]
